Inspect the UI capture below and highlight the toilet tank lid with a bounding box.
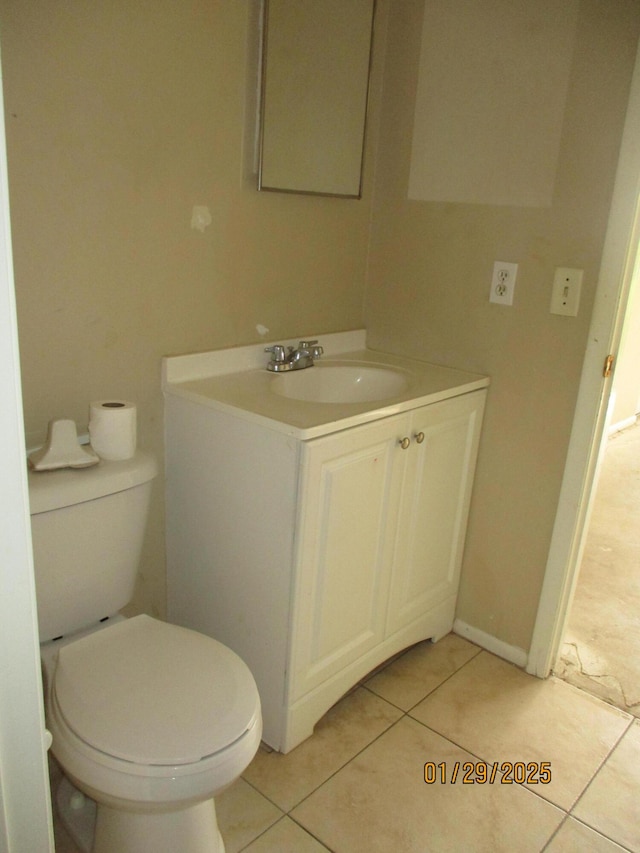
[28,450,157,515]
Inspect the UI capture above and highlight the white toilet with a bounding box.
[29,450,262,853]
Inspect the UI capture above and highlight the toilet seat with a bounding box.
[53,615,260,766]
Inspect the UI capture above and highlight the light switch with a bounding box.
[550,267,583,316]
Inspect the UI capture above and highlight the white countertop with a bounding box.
[162,331,489,440]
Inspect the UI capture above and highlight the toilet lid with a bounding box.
[53,615,260,766]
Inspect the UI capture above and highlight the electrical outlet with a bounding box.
[489,261,518,306]
[550,267,583,316]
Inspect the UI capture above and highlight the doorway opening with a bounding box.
[554,406,640,717]
[554,238,640,718]
[553,222,640,715]
[527,34,640,687]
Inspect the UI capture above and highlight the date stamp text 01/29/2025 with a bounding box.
[424,762,552,785]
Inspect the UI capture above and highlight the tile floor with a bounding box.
[53,633,640,853]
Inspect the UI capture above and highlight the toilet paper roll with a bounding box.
[88,400,137,461]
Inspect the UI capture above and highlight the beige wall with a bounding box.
[0,1,381,618]
[366,0,640,651]
[1,1,638,655]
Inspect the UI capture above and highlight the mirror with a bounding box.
[258,0,375,198]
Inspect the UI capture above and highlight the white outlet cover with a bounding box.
[489,261,518,306]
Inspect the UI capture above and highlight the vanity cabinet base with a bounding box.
[283,596,455,752]
[165,388,486,753]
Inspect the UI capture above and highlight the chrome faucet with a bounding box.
[265,340,324,372]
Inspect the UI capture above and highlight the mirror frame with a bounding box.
[257,0,376,199]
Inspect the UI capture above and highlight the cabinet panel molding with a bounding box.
[386,392,486,635]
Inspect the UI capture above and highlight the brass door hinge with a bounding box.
[603,354,615,378]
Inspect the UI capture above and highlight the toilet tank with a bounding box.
[28,450,157,642]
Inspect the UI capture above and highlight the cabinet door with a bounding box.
[386,391,486,635]
[290,414,407,700]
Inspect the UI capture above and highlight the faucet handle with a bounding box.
[298,340,323,359]
[265,344,286,363]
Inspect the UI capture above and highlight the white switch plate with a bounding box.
[550,267,583,316]
[489,261,518,306]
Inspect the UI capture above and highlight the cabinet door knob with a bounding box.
[399,437,411,450]
[414,431,425,444]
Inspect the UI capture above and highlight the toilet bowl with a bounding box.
[29,450,262,853]
[43,615,261,853]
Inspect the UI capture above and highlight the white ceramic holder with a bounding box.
[29,419,99,471]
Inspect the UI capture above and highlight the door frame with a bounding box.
[527,37,640,677]
[0,53,54,853]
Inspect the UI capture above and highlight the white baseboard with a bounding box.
[608,414,637,435]
[453,619,528,668]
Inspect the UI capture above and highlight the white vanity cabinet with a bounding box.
[287,392,485,736]
[163,334,488,753]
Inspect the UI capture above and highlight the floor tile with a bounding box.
[572,719,640,852]
[365,633,481,710]
[410,651,630,810]
[291,717,563,853]
[243,686,402,811]
[242,816,330,851]
[215,777,282,853]
[546,818,629,852]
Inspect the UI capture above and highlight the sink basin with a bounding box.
[270,363,409,404]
